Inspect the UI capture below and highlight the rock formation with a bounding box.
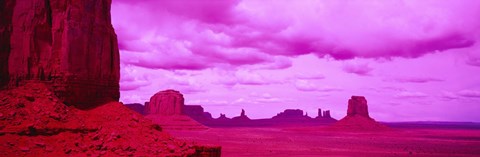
[323,110,331,118]
[273,109,304,119]
[184,106,337,127]
[0,0,14,88]
[184,105,204,116]
[145,90,184,115]
[316,108,332,118]
[0,0,120,109]
[0,0,220,155]
[232,109,250,121]
[332,96,389,131]
[0,82,220,156]
[218,114,229,120]
[183,105,213,121]
[144,90,207,130]
[347,96,370,118]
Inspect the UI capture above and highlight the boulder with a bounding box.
[145,90,184,115]
[0,0,120,109]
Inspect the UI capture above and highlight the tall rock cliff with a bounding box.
[0,0,15,88]
[0,0,120,109]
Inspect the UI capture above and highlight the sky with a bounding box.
[112,0,480,122]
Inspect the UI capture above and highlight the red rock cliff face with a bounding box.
[145,90,184,115]
[0,0,15,88]
[0,0,120,108]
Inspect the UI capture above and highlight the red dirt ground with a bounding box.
[171,127,480,157]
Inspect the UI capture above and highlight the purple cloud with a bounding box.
[342,63,373,76]
[114,0,480,121]
[394,91,428,99]
[391,77,443,83]
[466,57,480,67]
[458,90,480,98]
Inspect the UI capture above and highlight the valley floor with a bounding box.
[170,126,480,157]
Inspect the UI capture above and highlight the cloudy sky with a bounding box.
[112,0,480,122]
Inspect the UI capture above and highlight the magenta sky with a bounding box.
[112,0,480,122]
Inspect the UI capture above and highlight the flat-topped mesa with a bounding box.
[145,90,184,115]
[144,90,208,130]
[347,96,370,118]
[0,0,120,109]
[273,109,304,119]
[184,105,213,121]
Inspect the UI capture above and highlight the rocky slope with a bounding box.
[0,82,220,156]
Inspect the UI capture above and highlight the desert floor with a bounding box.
[170,127,480,157]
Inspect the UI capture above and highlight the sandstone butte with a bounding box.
[144,90,208,131]
[347,96,370,118]
[145,90,184,116]
[332,96,390,131]
[0,0,220,156]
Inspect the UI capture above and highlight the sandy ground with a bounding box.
[170,127,480,157]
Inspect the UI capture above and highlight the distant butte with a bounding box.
[232,109,251,121]
[123,98,337,127]
[187,107,336,127]
[145,90,184,115]
[347,96,370,118]
[144,90,208,130]
[332,96,389,131]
